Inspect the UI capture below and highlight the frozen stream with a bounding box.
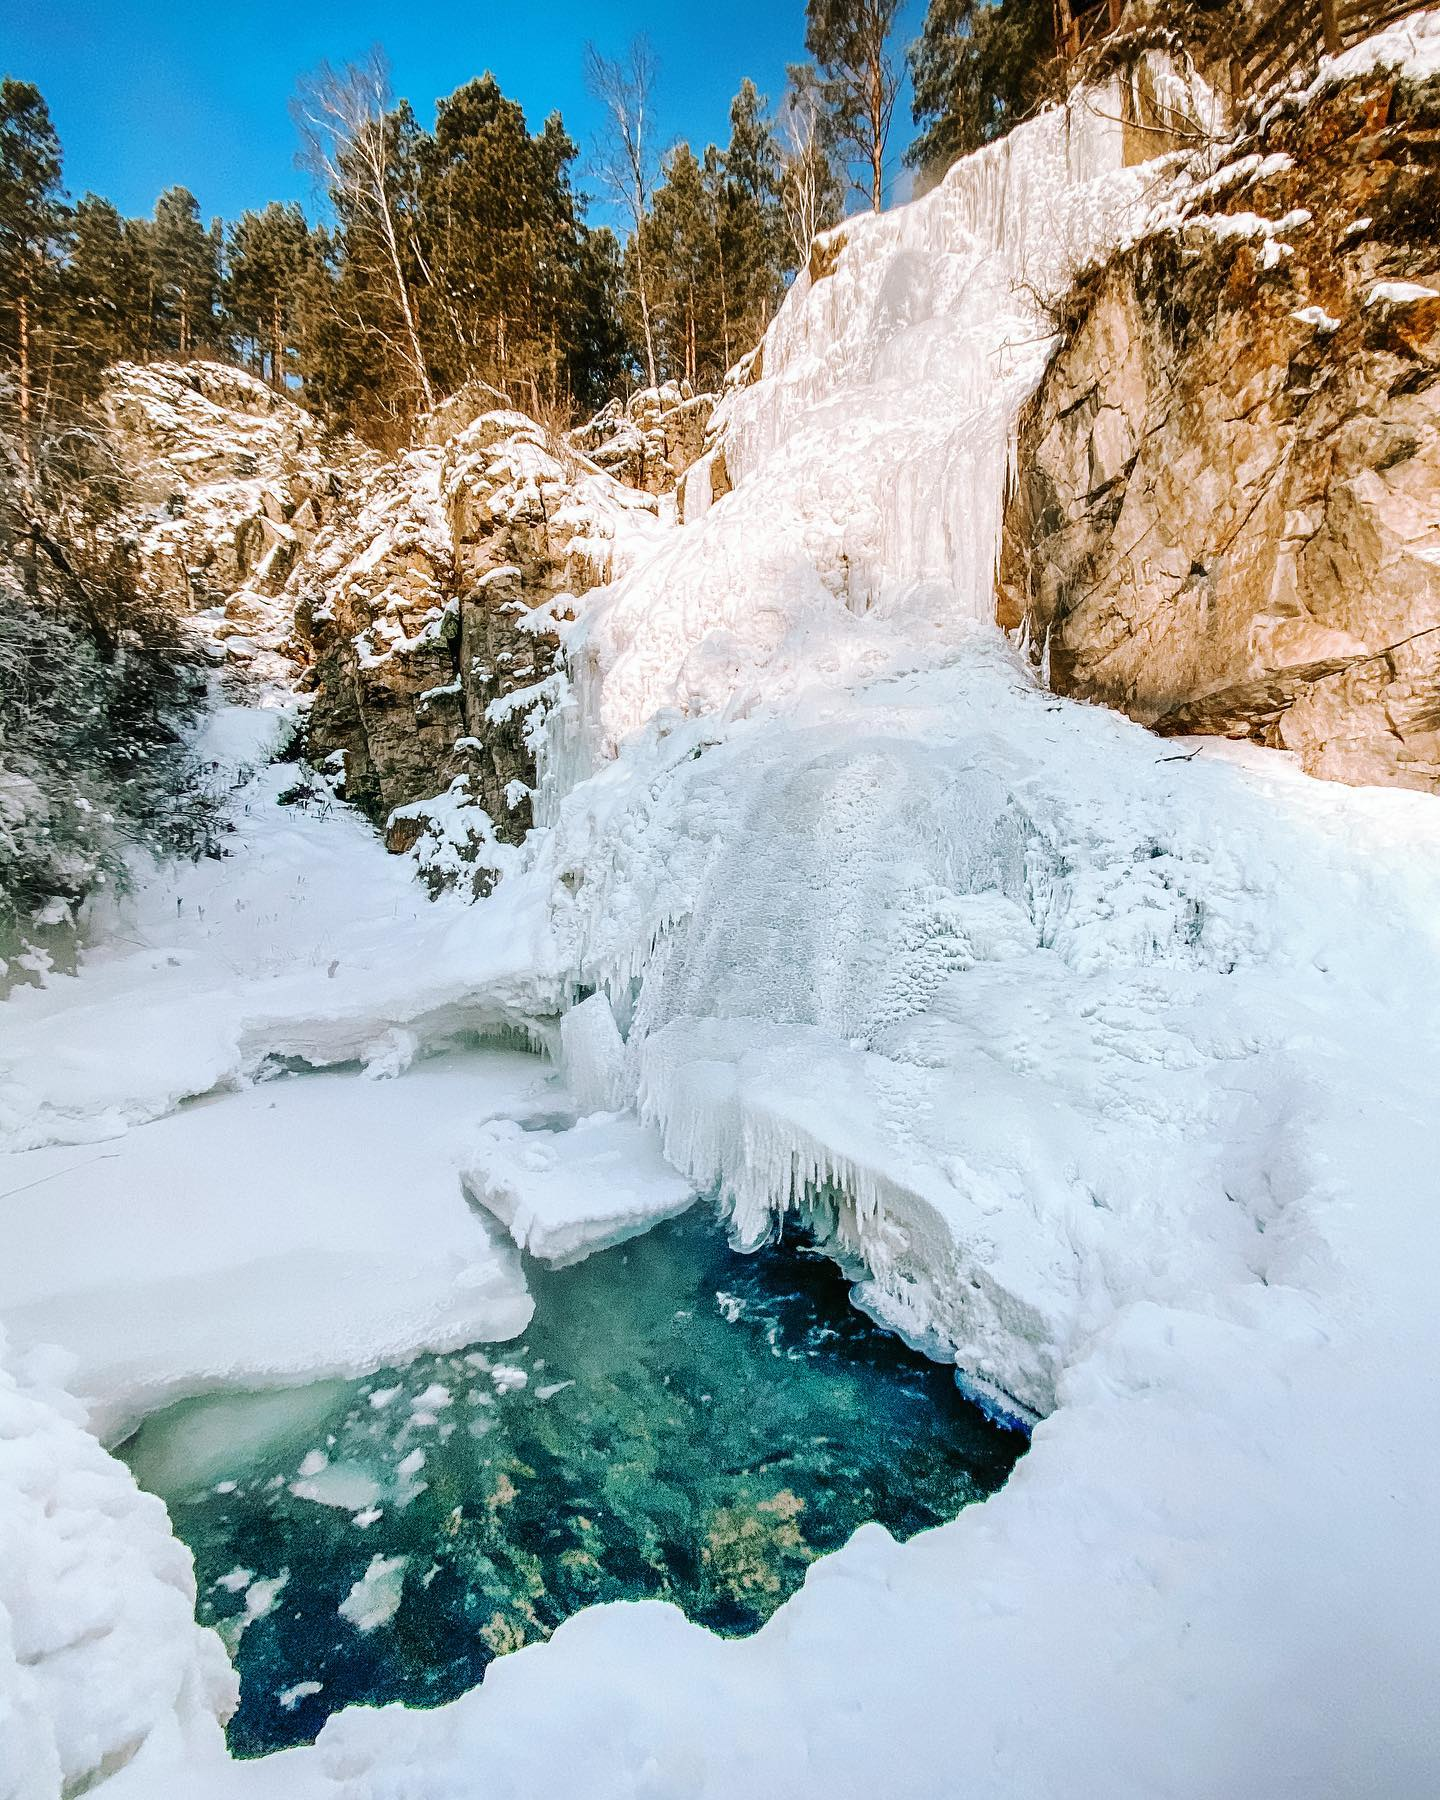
[118,1206,1022,1756]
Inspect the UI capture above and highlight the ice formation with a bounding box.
[5,19,1440,1797]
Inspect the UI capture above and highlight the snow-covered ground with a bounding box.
[6,18,1440,1798]
[0,702,553,1151]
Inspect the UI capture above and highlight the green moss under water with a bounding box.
[119,1207,1023,1755]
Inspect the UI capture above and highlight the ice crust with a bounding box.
[6,30,1440,1798]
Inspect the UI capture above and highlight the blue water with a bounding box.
[119,1207,1022,1754]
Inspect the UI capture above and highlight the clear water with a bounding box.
[119,1207,1023,1755]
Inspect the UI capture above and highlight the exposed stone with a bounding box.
[808,229,847,285]
[294,410,658,849]
[1000,72,1440,792]
[570,382,716,495]
[415,377,512,449]
[103,361,365,629]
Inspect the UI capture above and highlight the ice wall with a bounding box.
[553,82,1163,770]
[516,76,1284,1416]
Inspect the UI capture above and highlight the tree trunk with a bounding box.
[1055,0,1080,63]
[271,294,285,388]
[869,49,884,211]
[633,238,659,388]
[1321,0,1342,57]
[16,283,33,481]
[718,240,732,370]
[372,166,435,413]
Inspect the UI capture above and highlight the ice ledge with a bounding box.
[634,1016,1068,1419]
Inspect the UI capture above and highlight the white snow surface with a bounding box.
[461,1107,696,1266]
[0,1326,237,1800]
[0,704,555,1151]
[0,1055,541,1441]
[7,35,1440,1798]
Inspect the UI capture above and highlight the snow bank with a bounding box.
[0,755,558,1151]
[0,1327,236,1800]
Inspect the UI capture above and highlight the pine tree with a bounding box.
[223,202,315,386]
[149,186,221,359]
[417,74,584,408]
[63,195,154,377]
[568,225,634,409]
[716,79,785,359]
[0,78,71,463]
[907,0,1055,181]
[643,142,718,385]
[804,0,902,211]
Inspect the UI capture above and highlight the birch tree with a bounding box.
[291,48,436,414]
[779,63,845,267]
[584,39,661,388]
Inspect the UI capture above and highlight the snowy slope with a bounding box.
[0,704,555,1151]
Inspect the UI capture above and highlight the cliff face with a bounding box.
[103,360,365,685]
[104,367,702,882]
[571,381,716,495]
[1000,66,1440,790]
[292,410,660,858]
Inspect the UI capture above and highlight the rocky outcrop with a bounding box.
[103,361,365,681]
[1000,67,1440,791]
[100,362,678,880]
[571,382,715,496]
[293,410,659,862]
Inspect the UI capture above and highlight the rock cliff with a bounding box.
[103,361,365,685]
[999,63,1440,789]
[104,367,694,884]
[570,381,715,496]
[292,411,660,863]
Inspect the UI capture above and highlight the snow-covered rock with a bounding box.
[570,380,716,496]
[1001,40,1440,791]
[103,362,362,653]
[295,408,662,863]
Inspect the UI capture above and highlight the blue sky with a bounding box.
[5,0,927,226]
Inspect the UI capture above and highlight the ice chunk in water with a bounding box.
[338,1555,408,1633]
